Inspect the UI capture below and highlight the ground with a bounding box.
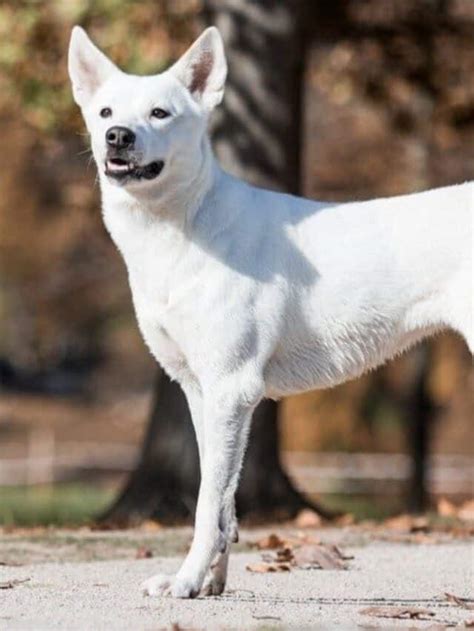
[1,524,472,629]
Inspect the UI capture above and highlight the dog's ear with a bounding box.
[169,27,227,112]
[68,26,119,108]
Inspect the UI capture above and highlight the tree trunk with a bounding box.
[405,345,438,513]
[100,0,330,527]
[203,0,308,193]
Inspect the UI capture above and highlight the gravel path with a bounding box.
[1,530,472,629]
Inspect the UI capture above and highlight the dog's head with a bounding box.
[68,26,226,191]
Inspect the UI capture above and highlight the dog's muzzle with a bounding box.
[104,125,164,182]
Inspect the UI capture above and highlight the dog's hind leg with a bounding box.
[201,486,240,596]
[445,267,474,354]
[201,547,230,596]
[202,411,255,596]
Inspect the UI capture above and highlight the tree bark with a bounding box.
[100,0,330,527]
[404,345,438,513]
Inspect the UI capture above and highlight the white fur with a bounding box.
[69,26,473,599]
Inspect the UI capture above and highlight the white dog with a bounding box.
[68,25,473,598]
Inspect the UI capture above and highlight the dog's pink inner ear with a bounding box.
[189,50,213,95]
[170,28,226,110]
[78,57,102,94]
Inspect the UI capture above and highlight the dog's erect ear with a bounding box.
[169,27,227,112]
[68,26,119,108]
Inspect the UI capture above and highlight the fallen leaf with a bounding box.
[246,562,291,573]
[464,618,474,627]
[254,533,287,550]
[0,578,30,590]
[140,520,162,532]
[360,606,435,620]
[438,497,458,518]
[335,513,355,527]
[294,508,322,528]
[293,543,351,570]
[445,593,474,610]
[136,547,153,559]
[252,541,352,573]
[458,500,474,523]
[437,499,474,523]
[384,514,429,532]
[271,547,294,563]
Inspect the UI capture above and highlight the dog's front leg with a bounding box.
[170,380,261,598]
[142,379,205,598]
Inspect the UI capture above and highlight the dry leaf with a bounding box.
[445,593,474,610]
[384,514,429,532]
[0,578,30,590]
[438,497,458,518]
[246,562,291,573]
[293,544,351,570]
[254,533,288,550]
[335,513,355,527]
[249,531,353,574]
[140,520,162,532]
[135,547,153,559]
[360,606,435,620]
[252,540,352,573]
[273,547,294,563]
[464,619,474,627]
[437,499,474,523]
[253,532,321,550]
[458,500,474,522]
[294,508,323,528]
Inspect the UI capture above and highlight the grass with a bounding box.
[321,493,405,521]
[0,482,405,528]
[0,484,114,527]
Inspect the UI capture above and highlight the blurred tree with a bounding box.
[101,0,333,526]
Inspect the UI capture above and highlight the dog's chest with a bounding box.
[129,257,196,380]
[104,203,193,370]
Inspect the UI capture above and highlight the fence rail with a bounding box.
[0,431,472,495]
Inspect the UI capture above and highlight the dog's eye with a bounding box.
[151,108,170,120]
[100,107,112,118]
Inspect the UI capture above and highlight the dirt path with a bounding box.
[1,526,472,629]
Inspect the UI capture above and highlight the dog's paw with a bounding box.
[201,573,226,597]
[141,573,173,597]
[170,576,200,599]
[142,573,200,599]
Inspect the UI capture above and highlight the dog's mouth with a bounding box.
[105,158,164,182]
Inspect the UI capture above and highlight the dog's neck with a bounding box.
[100,134,219,233]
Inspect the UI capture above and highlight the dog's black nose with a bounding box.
[106,126,136,150]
